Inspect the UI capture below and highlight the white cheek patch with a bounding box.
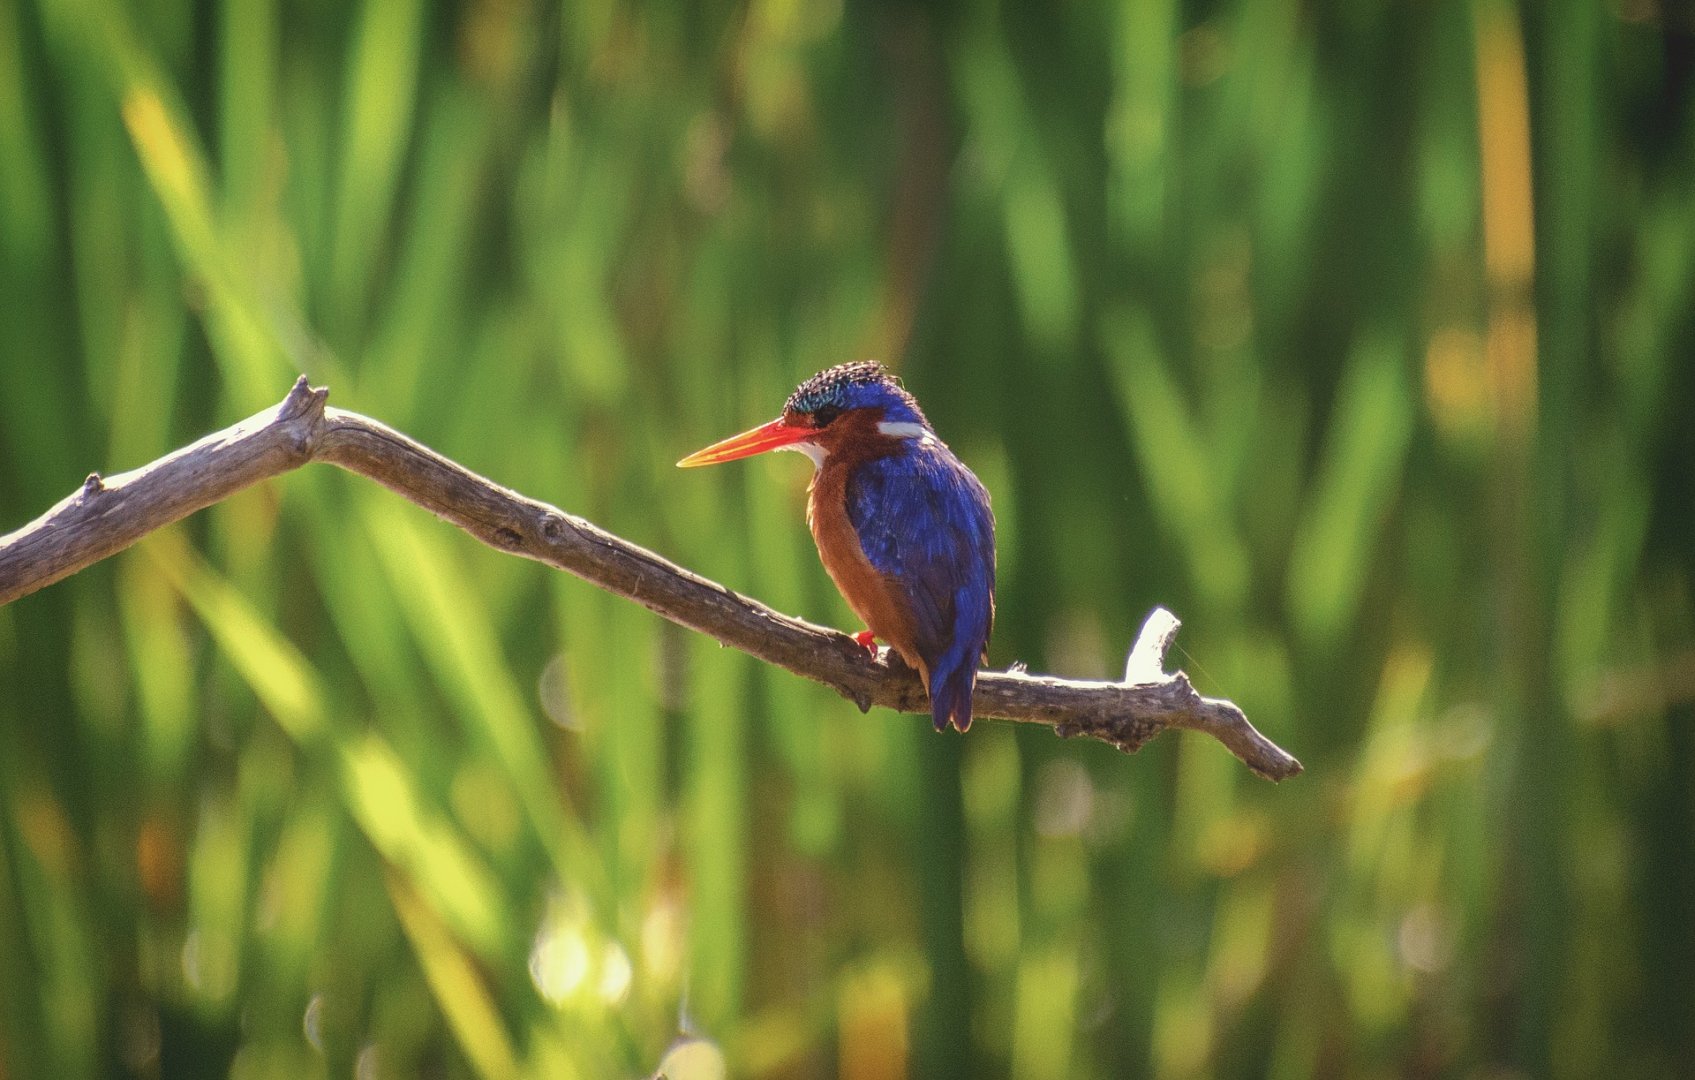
[780,442,827,467]
[876,421,929,440]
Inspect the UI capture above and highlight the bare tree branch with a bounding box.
[0,378,1303,781]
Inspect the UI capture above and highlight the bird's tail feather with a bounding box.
[929,664,977,733]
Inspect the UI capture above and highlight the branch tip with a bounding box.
[1124,606,1181,685]
[279,375,328,422]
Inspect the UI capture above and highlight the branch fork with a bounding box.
[0,378,1302,781]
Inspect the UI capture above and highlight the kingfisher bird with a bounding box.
[679,362,996,733]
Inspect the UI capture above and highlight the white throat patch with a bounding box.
[780,442,827,467]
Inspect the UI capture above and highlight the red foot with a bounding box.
[852,630,879,656]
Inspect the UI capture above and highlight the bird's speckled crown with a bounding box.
[784,362,929,427]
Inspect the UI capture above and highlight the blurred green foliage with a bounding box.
[2,0,1692,1077]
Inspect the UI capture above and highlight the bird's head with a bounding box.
[678,361,932,469]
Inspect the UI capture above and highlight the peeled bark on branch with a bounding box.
[0,378,1302,781]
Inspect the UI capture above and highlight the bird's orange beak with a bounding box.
[677,418,814,467]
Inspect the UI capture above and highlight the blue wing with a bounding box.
[847,442,996,731]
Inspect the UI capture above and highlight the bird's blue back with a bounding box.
[846,439,995,732]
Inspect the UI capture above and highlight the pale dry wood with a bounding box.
[0,377,1303,781]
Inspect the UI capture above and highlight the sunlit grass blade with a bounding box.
[217,0,276,220]
[255,800,339,975]
[343,737,509,961]
[361,501,610,911]
[1105,0,1176,249]
[387,872,521,1080]
[1205,878,1275,1010]
[962,736,1022,979]
[363,87,489,420]
[683,637,748,1032]
[293,482,432,724]
[327,0,424,336]
[1150,969,1211,1079]
[183,788,250,1007]
[143,531,326,744]
[1102,305,1251,610]
[43,0,293,408]
[0,777,100,1078]
[117,561,197,780]
[119,89,281,406]
[1004,169,1079,353]
[1283,331,1415,651]
[1010,944,1079,1080]
[0,0,55,264]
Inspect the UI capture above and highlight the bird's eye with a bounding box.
[811,405,841,427]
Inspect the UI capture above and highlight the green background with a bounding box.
[2,0,1692,1077]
